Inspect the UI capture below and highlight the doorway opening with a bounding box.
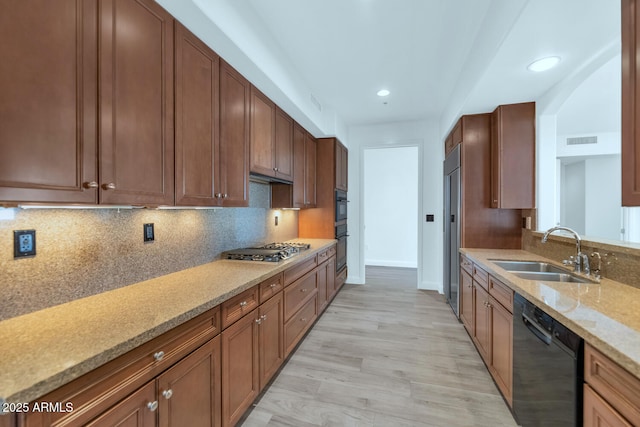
[363,146,419,285]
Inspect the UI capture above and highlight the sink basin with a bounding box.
[510,271,591,283]
[491,260,568,274]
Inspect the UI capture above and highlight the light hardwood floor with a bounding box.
[240,266,518,427]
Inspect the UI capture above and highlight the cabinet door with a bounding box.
[584,384,633,427]
[158,336,221,427]
[292,123,306,208]
[0,0,98,204]
[460,268,474,335]
[250,87,276,178]
[219,60,250,207]
[490,102,535,209]
[317,260,328,313]
[259,292,284,390]
[274,107,294,181]
[98,0,174,206]
[305,133,317,207]
[473,284,491,363]
[490,297,512,406]
[622,0,640,206]
[335,142,348,192]
[174,22,219,206]
[86,381,156,427]
[221,309,259,427]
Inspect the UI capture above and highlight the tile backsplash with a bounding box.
[0,182,298,321]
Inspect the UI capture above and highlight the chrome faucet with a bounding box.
[541,226,589,274]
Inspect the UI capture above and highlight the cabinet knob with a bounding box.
[274,167,278,172]
[270,283,277,288]
[239,301,247,308]
[215,193,222,198]
[223,193,228,198]
[300,288,307,293]
[255,318,262,325]
[102,182,116,190]
[153,351,165,361]
[162,389,173,400]
[493,199,498,204]
[301,317,307,322]
[261,314,267,321]
[83,181,99,189]
[147,401,158,412]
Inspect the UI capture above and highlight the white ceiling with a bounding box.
[159,0,620,137]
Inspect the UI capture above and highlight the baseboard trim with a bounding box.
[364,260,417,268]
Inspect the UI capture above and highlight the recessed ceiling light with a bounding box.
[527,56,561,72]
[377,89,390,97]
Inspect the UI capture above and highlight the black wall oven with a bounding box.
[335,190,348,222]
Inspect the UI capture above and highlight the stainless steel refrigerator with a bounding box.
[443,145,461,317]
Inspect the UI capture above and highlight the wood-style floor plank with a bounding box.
[240,266,518,427]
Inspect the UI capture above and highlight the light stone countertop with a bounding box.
[0,239,336,405]
[461,248,640,379]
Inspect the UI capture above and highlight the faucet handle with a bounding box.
[562,256,574,266]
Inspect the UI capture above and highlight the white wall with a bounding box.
[585,155,621,239]
[363,147,418,268]
[347,120,442,291]
[560,161,586,234]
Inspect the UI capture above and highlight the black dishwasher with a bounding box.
[512,293,583,427]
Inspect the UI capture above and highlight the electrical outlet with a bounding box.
[14,229,36,258]
[144,223,154,242]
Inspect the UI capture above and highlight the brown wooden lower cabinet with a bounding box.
[584,343,640,426]
[284,294,318,356]
[460,260,513,407]
[584,384,633,427]
[459,268,474,334]
[88,336,221,427]
[258,292,284,390]
[221,309,259,427]
[86,381,157,427]
[489,295,512,406]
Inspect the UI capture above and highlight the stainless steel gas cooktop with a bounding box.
[223,242,311,262]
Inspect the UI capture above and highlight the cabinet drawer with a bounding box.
[284,270,317,320]
[460,255,473,275]
[221,285,259,329]
[284,255,318,286]
[284,294,318,356]
[473,264,489,291]
[584,344,640,426]
[318,246,336,265]
[488,275,513,312]
[24,307,220,427]
[259,272,283,304]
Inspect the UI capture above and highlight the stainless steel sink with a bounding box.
[510,271,591,283]
[491,260,568,274]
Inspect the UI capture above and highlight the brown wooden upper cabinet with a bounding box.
[0,0,174,206]
[335,140,349,191]
[622,0,640,206]
[174,22,220,206]
[444,119,463,157]
[250,86,293,182]
[175,25,249,207]
[304,132,318,207]
[490,102,535,209]
[218,60,251,207]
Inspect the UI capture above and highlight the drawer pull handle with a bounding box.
[301,288,307,293]
[270,283,277,288]
[301,318,307,322]
[147,401,158,412]
[255,318,262,325]
[153,351,165,361]
[162,389,173,400]
[261,314,267,321]
[239,301,247,307]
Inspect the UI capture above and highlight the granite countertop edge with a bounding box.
[461,248,640,379]
[0,239,336,404]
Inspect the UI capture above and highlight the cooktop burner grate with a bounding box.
[223,242,311,262]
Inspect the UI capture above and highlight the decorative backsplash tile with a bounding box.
[0,182,298,321]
